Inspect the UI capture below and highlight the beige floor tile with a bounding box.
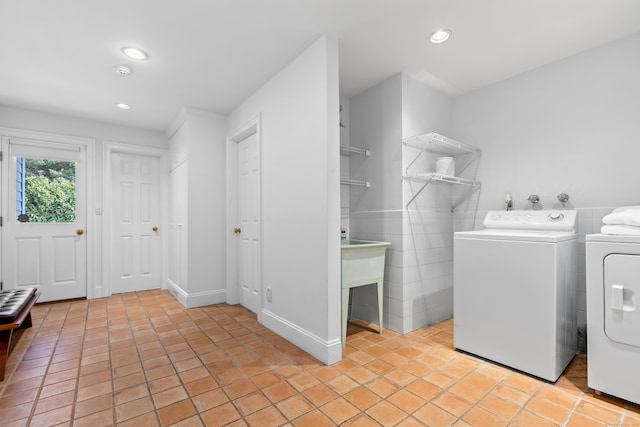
[0,290,633,427]
[277,395,314,420]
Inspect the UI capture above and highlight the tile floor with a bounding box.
[0,290,638,427]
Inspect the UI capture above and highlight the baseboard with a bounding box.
[166,280,227,308]
[261,309,342,365]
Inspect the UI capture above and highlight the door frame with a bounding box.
[226,115,263,319]
[0,127,95,297]
[103,141,168,298]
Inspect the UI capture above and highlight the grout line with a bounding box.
[32,302,74,424]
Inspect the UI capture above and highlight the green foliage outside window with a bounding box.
[26,159,76,181]
[23,159,76,223]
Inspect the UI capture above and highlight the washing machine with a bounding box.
[586,233,640,404]
[454,210,578,382]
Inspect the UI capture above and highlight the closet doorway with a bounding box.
[104,143,166,296]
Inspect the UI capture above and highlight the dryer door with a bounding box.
[604,254,640,347]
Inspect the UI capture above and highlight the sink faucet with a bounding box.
[505,193,513,211]
[526,194,542,210]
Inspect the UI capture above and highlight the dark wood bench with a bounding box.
[0,288,40,381]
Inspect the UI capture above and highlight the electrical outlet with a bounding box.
[266,287,272,302]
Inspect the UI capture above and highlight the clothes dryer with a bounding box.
[586,233,640,404]
[454,210,578,382]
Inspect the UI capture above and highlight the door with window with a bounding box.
[2,138,87,302]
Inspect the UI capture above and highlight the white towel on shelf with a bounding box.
[612,205,640,213]
[601,224,640,235]
[602,209,640,227]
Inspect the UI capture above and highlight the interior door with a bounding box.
[2,138,87,302]
[111,152,161,293]
[237,133,260,313]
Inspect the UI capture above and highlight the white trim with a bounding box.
[166,279,188,305]
[0,127,95,299]
[183,107,226,121]
[165,107,226,139]
[0,126,97,146]
[226,114,262,318]
[103,141,168,299]
[165,109,188,139]
[167,279,227,308]
[261,309,342,365]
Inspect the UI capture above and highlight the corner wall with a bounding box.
[186,111,228,303]
[166,108,228,307]
[349,74,457,333]
[451,32,640,335]
[226,35,341,365]
[451,32,640,212]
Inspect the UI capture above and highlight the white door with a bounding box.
[2,138,87,302]
[236,133,260,313]
[111,152,161,293]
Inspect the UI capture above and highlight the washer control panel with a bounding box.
[483,210,576,232]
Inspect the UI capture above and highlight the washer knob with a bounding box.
[548,212,564,221]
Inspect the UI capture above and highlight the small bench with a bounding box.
[0,288,40,381]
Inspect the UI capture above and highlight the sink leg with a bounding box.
[377,280,384,334]
[342,288,350,348]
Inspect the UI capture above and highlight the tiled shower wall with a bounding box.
[349,208,455,334]
[347,143,476,334]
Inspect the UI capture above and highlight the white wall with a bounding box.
[451,32,640,212]
[166,108,227,307]
[339,96,351,236]
[0,105,167,149]
[226,35,341,364]
[0,104,168,298]
[451,32,640,330]
[186,111,227,298]
[349,74,403,212]
[348,74,402,330]
[400,75,459,330]
[402,76,452,139]
[349,74,459,333]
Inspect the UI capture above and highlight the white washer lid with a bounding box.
[455,230,577,243]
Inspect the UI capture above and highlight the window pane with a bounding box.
[16,157,76,223]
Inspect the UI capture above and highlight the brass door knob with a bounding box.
[234,228,241,234]
[76,229,84,235]
[152,226,158,232]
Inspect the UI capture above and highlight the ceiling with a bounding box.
[2,0,640,132]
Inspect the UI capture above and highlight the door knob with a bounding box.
[76,229,84,235]
[152,226,158,232]
[234,228,241,234]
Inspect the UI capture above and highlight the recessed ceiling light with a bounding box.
[116,103,132,110]
[429,29,452,44]
[114,65,133,76]
[121,46,148,60]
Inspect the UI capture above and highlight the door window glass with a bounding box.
[15,157,76,223]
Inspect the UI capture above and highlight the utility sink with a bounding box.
[341,240,390,286]
[341,239,389,247]
[340,239,390,347]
